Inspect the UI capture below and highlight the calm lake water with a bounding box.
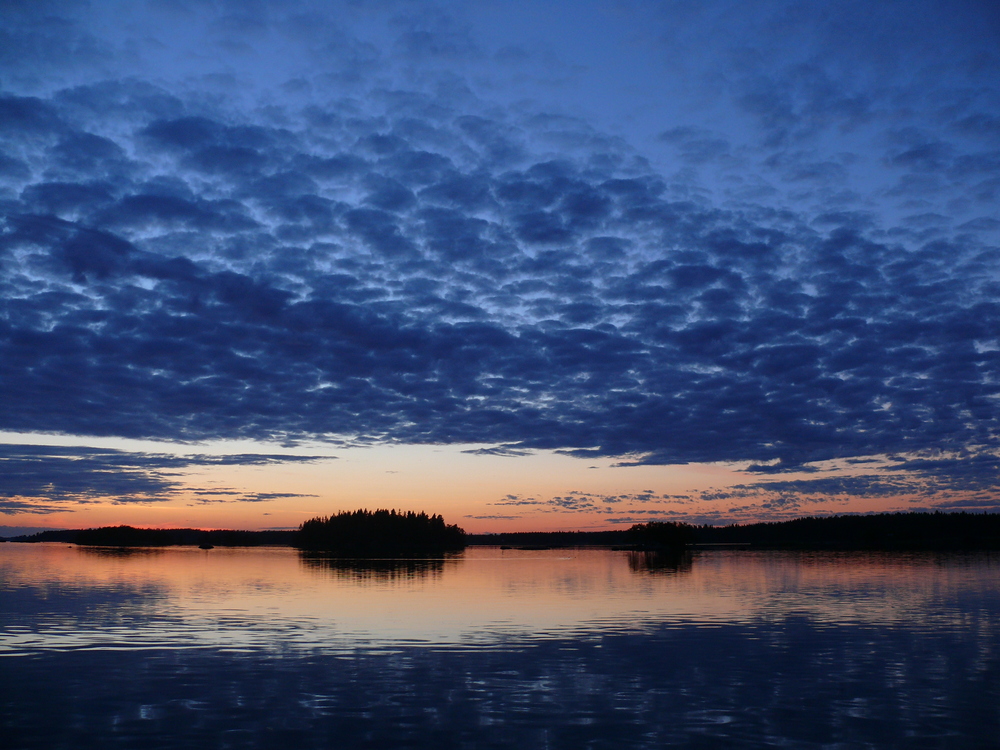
[1,543,998,749]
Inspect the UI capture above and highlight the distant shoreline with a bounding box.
[3,512,999,551]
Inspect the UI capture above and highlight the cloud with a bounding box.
[461,446,531,457]
[3,84,998,470]
[191,491,317,505]
[603,511,687,525]
[491,490,669,514]
[0,499,69,516]
[493,495,543,507]
[674,450,1000,519]
[0,445,326,508]
[930,498,1000,510]
[0,0,998,509]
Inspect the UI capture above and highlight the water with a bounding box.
[2,544,998,749]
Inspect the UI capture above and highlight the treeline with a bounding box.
[10,526,297,547]
[468,512,1000,550]
[297,509,466,554]
[693,511,1000,549]
[467,522,693,548]
[6,509,466,552]
[466,530,625,547]
[7,512,999,551]
[9,510,466,554]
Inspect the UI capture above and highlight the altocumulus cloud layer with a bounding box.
[1,0,1000,508]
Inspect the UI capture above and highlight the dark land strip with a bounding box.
[3,512,1000,552]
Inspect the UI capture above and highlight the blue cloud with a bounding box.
[0,445,326,510]
[0,0,998,506]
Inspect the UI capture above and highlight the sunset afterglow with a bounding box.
[2,1,999,535]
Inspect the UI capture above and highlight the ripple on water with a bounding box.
[1,545,998,749]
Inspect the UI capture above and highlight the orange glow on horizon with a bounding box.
[0,438,972,535]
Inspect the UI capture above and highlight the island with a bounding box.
[296,509,467,555]
[4,511,999,551]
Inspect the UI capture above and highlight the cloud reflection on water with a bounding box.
[1,544,999,747]
[4,615,998,749]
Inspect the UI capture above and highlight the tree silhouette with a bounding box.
[626,521,695,548]
[295,509,466,555]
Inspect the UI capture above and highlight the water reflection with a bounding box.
[77,545,167,558]
[626,548,692,573]
[298,552,453,581]
[2,544,999,749]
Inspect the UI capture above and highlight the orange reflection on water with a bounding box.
[2,543,997,655]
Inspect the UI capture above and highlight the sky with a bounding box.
[2,0,999,535]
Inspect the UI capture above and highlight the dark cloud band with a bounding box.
[0,445,325,510]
